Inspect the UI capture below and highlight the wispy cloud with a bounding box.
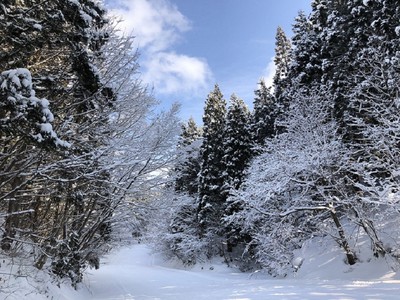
[107,0,213,95]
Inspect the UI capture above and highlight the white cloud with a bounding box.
[143,52,213,94]
[110,0,190,52]
[262,56,276,88]
[108,0,213,95]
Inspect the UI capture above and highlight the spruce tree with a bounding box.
[273,26,292,104]
[197,84,227,241]
[288,0,334,88]
[221,94,253,256]
[179,117,202,147]
[289,10,322,86]
[175,117,202,195]
[272,26,292,134]
[222,94,252,190]
[251,80,277,146]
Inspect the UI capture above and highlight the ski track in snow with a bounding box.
[71,244,400,300]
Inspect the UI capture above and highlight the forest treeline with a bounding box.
[151,0,400,276]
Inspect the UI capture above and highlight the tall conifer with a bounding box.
[222,94,252,190]
[197,84,227,237]
[251,80,277,146]
[175,117,202,195]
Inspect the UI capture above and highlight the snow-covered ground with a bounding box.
[79,243,400,300]
[3,240,400,300]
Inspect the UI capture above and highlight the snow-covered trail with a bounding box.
[75,244,400,300]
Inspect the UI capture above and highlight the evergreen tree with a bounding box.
[197,84,227,243]
[251,79,278,146]
[179,117,202,147]
[222,94,252,190]
[273,26,292,102]
[289,11,315,85]
[339,0,399,133]
[319,0,372,125]
[288,1,329,86]
[175,117,202,195]
[310,0,329,30]
[151,117,203,265]
[221,94,253,258]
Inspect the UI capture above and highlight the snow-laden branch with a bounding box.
[0,209,34,218]
[279,205,331,217]
[0,68,70,148]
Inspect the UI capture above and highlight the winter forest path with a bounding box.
[74,244,400,300]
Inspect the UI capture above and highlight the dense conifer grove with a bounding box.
[1,0,400,287]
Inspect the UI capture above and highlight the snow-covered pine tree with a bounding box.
[318,0,374,125]
[222,94,252,191]
[288,11,315,85]
[310,0,329,30]
[336,0,399,134]
[251,79,277,146]
[180,117,202,147]
[221,94,253,259]
[175,117,202,195]
[273,26,291,104]
[197,84,227,252]
[288,2,326,87]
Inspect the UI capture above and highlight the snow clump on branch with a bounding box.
[0,68,70,148]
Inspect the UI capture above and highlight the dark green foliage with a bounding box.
[251,80,278,145]
[222,94,252,190]
[197,84,227,235]
[273,26,292,107]
[221,95,253,257]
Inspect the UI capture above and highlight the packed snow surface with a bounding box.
[5,242,400,299]
[57,243,400,300]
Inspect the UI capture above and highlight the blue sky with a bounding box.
[105,0,312,123]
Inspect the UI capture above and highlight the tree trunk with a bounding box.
[352,207,386,257]
[1,176,22,251]
[328,203,357,265]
